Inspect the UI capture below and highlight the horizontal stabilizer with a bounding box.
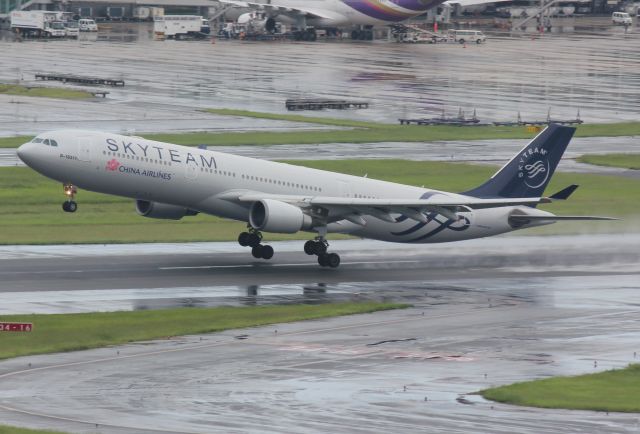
[549,184,579,200]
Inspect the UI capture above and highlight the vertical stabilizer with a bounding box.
[463,124,575,198]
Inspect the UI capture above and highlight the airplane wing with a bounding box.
[216,0,336,20]
[220,191,550,223]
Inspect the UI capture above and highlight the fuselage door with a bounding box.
[77,136,93,162]
[185,161,198,180]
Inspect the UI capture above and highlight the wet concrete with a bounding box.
[1,20,640,137]
[0,234,639,433]
[0,95,341,138]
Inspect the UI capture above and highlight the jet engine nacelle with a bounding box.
[237,12,276,33]
[249,199,312,233]
[135,200,198,220]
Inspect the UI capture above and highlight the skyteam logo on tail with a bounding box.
[518,147,550,189]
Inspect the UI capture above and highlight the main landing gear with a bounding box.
[62,183,78,213]
[304,237,340,268]
[238,228,274,260]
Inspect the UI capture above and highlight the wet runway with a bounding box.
[0,235,639,433]
[1,234,638,314]
[2,23,640,138]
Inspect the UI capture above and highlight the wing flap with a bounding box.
[234,193,546,209]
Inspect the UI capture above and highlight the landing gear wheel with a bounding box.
[261,245,274,260]
[318,253,329,267]
[251,245,263,259]
[247,232,262,248]
[62,184,78,213]
[327,253,340,268]
[304,240,316,255]
[238,232,250,247]
[62,201,77,213]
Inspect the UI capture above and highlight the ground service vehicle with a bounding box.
[78,19,98,31]
[64,21,79,38]
[449,29,486,44]
[154,15,210,39]
[612,12,632,25]
[10,11,67,37]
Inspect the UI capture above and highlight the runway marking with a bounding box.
[159,260,422,270]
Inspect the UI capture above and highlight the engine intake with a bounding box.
[136,200,198,220]
[249,199,312,233]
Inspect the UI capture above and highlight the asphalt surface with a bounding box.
[0,234,639,433]
[1,234,638,313]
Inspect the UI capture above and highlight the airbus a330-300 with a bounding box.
[17,124,614,268]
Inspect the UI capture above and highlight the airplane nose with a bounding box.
[17,143,32,165]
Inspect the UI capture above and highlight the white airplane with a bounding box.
[17,124,614,268]
[216,0,443,40]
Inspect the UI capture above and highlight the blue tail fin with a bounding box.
[463,124,575,198]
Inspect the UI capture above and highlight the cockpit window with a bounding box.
[50,140,58,147]
[43,139,51,146]
[32,138,43,143]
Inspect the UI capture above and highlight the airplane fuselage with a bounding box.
[234,0,439,27]
[17,130,551,244]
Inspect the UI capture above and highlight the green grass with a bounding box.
[0,302,406,360]
[0,84,92,100]
[577,153,640,170]
[0,160,633,244]
[481,364,640,412]
[0,136,32,148]
[0,427,65,434]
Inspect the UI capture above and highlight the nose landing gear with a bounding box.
[304,237,340,268]
[238,227,274,260]
[62,183,78,213]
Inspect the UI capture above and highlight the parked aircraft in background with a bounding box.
[215,0,444,39]
[17,124,614,268]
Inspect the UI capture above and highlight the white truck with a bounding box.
[153,15,210,39]
[133,7,164,21]
[10,11,67,38]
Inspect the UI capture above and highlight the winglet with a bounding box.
[549,184,579,200]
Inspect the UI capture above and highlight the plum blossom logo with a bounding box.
[106,159,121,171]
